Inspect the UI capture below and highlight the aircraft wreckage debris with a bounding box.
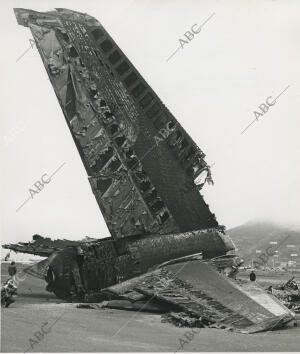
[80,264,298,333]
[4,7,296,334]
[267,277,300,314]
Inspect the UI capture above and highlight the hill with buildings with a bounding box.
[227,221,300,268]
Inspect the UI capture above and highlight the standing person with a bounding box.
[8,261,17,282]
[250,270,256,282]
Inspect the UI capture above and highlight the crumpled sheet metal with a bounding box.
[1,234,82,256]
[268,278,300,314]
[14,8,219,240]
[132,261,295,333]
[2,228,233,293]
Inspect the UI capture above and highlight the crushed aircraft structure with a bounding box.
[4,8,296,332]
[267,277,300,314]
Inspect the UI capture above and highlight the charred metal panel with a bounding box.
[1,234,83,256]
[79,241,118,291]
[18,230,233,301]
[134,262,295,333]
[126,228,232,273]
[14,8,219,239]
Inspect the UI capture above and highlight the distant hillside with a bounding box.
[227,221,300,265]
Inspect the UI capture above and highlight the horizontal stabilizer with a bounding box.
[105,261,295,333]
[1,234,95,257]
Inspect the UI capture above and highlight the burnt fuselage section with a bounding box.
[22,229,232,301]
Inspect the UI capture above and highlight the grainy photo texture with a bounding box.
[1,0,300,352]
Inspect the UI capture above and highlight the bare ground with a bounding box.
[1,263,300,352]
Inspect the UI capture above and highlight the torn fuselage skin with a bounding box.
[33,228,234,301]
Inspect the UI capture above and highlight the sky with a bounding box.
[1,0,299,248]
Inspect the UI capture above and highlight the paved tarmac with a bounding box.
[1,263,300,352]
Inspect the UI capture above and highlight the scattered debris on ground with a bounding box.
[162,312,210,328]
[267,277,300,313]
[77,299,167,313]
[76,263,295,334]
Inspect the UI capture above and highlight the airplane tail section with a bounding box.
[14,8,219,239]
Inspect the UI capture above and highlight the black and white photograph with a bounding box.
[1,0,300,352]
